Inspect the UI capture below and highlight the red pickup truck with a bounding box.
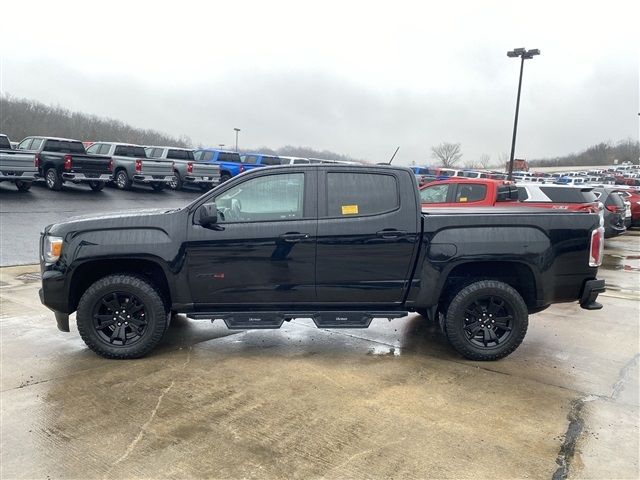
[419,178,599,213]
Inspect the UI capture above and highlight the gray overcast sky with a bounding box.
[1,0,638,165]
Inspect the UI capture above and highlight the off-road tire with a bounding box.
[76,274,169,359]
[444,280,528,361]
[45,168,62,191]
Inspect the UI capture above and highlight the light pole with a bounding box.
[506,47,540,180]
[233,128,241,152]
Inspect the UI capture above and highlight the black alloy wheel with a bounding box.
[92,291,148,347]
[444,280,528,361]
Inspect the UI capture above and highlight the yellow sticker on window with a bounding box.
[341,204,359,215]
[459,197,468,202]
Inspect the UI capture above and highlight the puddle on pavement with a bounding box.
[367,345,401,356]
[601,254,640,272]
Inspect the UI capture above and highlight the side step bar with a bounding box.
[187,311,408,329]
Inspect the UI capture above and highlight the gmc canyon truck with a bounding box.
[39,165,605,360]
[85,142,175,191]
[145,146,220,191]
[0,134,37,191]
[17,136,113,191]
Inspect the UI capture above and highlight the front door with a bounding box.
[186,170,317,307]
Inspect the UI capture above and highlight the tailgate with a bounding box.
[0,151,37,172]
[141,160,174,176]
[191,163,220,178]
[71,154,112,175]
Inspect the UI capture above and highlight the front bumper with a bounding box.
[133,174,176,184]
[61,172,112,183]
[39,287,70,332]
[580,279,605,310]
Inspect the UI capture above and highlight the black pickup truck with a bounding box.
[17,136,113,191]
[39,165,605,360]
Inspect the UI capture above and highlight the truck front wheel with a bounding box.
[443,280,528,361]
[76,274,169,359]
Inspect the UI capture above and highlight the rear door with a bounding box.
[315,168,420,304]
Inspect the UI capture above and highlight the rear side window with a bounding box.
[30,138,44,150]
[455,184,486,203]
[44,140,85,154]
[420,184,450,203]
[327,172,398,216]
[293,158,309,164]
[540,187,597,203]
[261,156,281,166]
[217,152,241,163]
[114,145,147,158]
[167,149,194,160]
[98,144,111,155]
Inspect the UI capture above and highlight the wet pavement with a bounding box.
[0,227,638,478]
[0,181,203,266]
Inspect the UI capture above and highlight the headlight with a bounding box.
[43,236,63,263]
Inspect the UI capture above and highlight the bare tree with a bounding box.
[479,153,491,169]
[431,142,462,167]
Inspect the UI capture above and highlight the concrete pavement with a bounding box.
[0,232,638,479]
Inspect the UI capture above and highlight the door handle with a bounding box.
[279,232,310,242]
[376,229,407,239]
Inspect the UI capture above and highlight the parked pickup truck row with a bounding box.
[0,134,37,191]
[4,135,224,193]
[40,165,605,361]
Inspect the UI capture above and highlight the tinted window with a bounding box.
[540,187,597,203]
[455,184,486,203]
[261,156,281,166]
[218,152,241,163]
[167,149,194,160]
[0,135,12,149]
[242,155,258,164]
[605,192,624,208]
[327,172,398,216]
[214,173,304,222]
[293,158,309,164]
[516,187,529,201]
[44,140,85,154]
[114,145,147,158]
[420,184,450,203]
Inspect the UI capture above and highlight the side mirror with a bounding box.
[199,202,218,226]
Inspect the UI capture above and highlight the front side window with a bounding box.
[327,172,398,216]
[86,143,101,154]
[17,138,33,150]
[420,184,450,203]
[214,173,305,223]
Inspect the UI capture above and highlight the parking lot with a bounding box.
[1,182,639,479]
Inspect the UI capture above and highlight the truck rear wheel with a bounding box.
[15,181,32,192]
[45,168,62,191]
[89,181,104,192]
[115,170,132,190]
[169,172,183,190]
[76,274,169,359]
[443,280,528,361]
[220,172,231,183]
